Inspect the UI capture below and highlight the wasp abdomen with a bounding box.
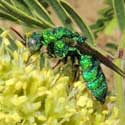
[80,55,107,103]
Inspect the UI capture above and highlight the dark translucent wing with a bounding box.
[10,27,26,46]
[76,42,125,78]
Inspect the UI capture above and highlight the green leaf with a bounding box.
[7,36,18,51]
[90,19,105,30]
[0,28,4,46]
[104,0,113,6]
[105,42,118,55]
[0,9,22,24]
[46,0,73,29]
[113,0,125,31]
[105,43,118,50]
[0,0,53,28]
[90,1,114,38]
[39,0,49,9]
[115,56,125,125]
[23,0,54,25]
[10,0,32,15]
[104,18,118,35]
[0,28,3,34]
[113,0,125,122]
[60,0,95,45]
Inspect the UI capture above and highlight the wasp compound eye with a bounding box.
[27,32,43,53]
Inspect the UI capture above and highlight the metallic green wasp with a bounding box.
[11,27,125,103]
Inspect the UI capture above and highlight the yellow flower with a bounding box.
[0,31,120,125]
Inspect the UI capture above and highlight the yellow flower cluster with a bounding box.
[0,31,119,125]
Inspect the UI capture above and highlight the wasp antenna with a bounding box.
[10,27,26,46]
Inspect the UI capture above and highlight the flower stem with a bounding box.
[114,33,125,125]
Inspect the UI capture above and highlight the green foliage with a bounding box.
[113,0,125,31]
[90,0,114,37]
[0,0,95,44]
[112,1,125,125]
[46,0,73,29]
[60,0,95,45]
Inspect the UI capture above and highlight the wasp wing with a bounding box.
[76,42,125,78]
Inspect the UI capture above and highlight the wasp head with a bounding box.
[26,32,43,53]
[10,28,43,53]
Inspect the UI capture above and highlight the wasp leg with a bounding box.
[72,64,80,82]
[62,56,68,64]
[52,59,62,69]
[70,54,80,82]
[25,54,33,65]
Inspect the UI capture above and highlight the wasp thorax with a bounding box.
[27,32,43,53]
[54,40,69,58]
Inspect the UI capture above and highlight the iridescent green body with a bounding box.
[80,55,107,103]
[28,27,85,58]
[26,27,107,103]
